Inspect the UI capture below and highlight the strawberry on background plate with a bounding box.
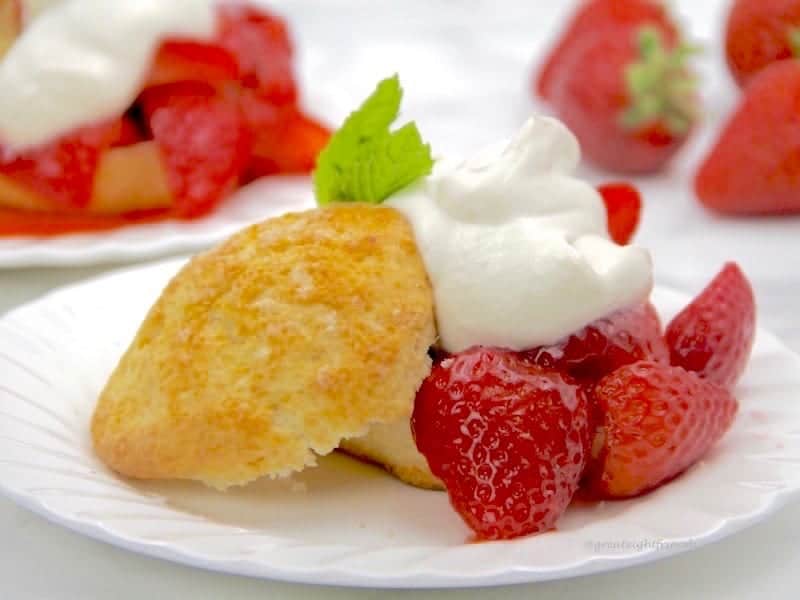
[535,0,679,101]
[666,263,756,389]
[0,120,123,212]
[146,40,240,90]
[584,361,738,498]
[695,57,800,215]
[726,0,800,88]
[548,25,699,173]
[141,83,252,218]
[412,347,590,541]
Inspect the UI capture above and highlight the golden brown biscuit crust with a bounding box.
[92,204,436,489]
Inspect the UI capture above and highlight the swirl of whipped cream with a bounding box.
[389,116,653,353]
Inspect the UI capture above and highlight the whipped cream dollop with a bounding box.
[389,116,653,353]
[0,0,217,150]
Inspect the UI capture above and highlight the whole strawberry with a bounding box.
[412,347,590,541]
[549,26,699,173]
[584,361,738,498]
[666,263,756,388]
[695,58,800,214]
[726,0,800,87]
[536,0,679,101]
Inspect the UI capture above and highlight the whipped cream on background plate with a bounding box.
[390,116,653,353]
[0,0,217,150]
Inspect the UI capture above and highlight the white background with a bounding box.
[0,0,798,597]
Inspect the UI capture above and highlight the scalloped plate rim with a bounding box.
[0,260,799,588]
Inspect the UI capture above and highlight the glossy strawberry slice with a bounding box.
[524,302,669,382]
[0,120,122,211]
[666,263,756,388]
[218,3,296,104]
[597,182,642,245]
[412,347,590,540]
[584,361,738,498]
[237,92,329,178]
[141,84,251,218]
[146,40,240,89]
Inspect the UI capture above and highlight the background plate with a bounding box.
[0,260,798,588]
[0,177,315,269]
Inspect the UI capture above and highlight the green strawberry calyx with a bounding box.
[788,27,800,58]
[621,27,700,136]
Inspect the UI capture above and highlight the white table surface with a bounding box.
[1,0,799,597]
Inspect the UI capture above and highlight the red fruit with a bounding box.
[112,115,144,147]
[412,347,590,540]
[524,302,669,382]
[217,3,296,104]
[695,60,800,214]
[141,84,251,218]
[666,263,756,389]
[0,120,121,211]
[238,92,330,179]
[549,26,698,173]
[146,40,240,89]
[536,0,679,100]
[584,361,738,498]
[725,0,800,88]
[597,182,642,244]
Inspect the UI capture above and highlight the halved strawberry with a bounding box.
[141,83,251,218]
[217,3,296,104]
[0,120,122,211]
[666,263,756,388]
[584,361,738,498]
[412,347,590,540]
[145,40,240,89]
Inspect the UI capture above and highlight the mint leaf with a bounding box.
[314,75,434,205]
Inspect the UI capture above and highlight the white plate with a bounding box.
[0,260,798,589]
[0,177,315,269]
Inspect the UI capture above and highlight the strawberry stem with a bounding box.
[621,27,699,136]
[789,27,800,58]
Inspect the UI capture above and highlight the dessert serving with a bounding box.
[91,76,756,541]
[0,0,328,236]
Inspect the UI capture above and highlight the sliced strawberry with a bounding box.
[238,93,329,178]
[0,120,122,211]
[584,361,738,498]
[597,182,642,245]
[523,302,669,382]
[145,40,240,89]
[217,3,296,104]
[412,347,590,540]
[666,263,756,389]
[141,84,251,218]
